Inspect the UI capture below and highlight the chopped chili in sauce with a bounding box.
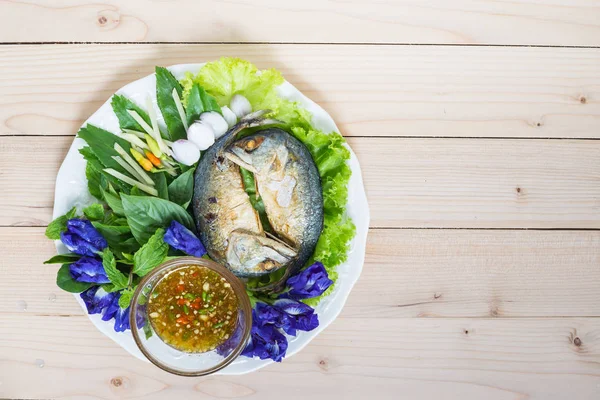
[147,265,237,353]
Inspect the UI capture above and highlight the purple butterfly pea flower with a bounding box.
[102,292,121,323]
[163,221,206,257]
[273,298,319,332]
[60,219,108,257]
[254,302,295,335]
[80,286,117,314]
[242,311,288,362]
[69,256,110,284]
[100,292,145,332]
[283,262,333,300]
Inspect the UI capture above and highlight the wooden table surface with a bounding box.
[1,1,599,399]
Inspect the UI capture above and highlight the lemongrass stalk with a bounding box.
[113,143,155,186]
[122,129,147,139]
[121,133,150,150]
[127,109,154,135]
[112,156,148,183]
[145,97,172,156]
[161,167,178,177]
[172,88,189,131]
[103,169,158,196]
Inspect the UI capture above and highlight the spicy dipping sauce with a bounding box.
[147,265,238,353]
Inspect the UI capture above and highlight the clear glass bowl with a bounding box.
[129,257,252,376]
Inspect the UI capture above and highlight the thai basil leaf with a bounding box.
[121,194,194,244]
[167,168,194,208]
[44,254,81,265]
[151,171,169,200]
[133,228,168,277]
[185,83,221,126]
[45,206,77,240]
[102,250,129,290]
[155,66,186,141]
[56,264,92,293]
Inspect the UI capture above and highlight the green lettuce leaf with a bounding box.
[181,57,284,109]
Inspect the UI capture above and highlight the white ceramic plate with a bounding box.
[52,64,369,374]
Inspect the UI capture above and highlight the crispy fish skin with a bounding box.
[226,128,324,285]
[193,112,296,277]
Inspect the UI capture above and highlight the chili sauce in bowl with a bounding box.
[147,265,238,353]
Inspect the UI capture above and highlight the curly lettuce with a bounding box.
[182,58,356,305]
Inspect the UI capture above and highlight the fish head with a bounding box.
[226,230,297,277]
[225,131,289,176]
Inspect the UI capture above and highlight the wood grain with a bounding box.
[1,0,600,45]
[1,314,599,400]
[2,136,598,228]
[2,228,599,318]
[1,45,599,138]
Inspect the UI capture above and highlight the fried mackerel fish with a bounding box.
[192,111,323,287]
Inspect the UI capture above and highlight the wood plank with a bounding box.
[1,0,600,45]
[2,136,599,228]
[1,44,599,138]
[2,228,599,318]
[1,314,599,400]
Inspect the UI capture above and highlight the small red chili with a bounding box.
[177,298,185,306]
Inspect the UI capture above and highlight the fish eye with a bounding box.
[243,137,264,152]
[245,140,257,151]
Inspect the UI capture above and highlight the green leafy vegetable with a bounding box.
[181,57,284,109]
[85,152,104,200]
[80,147,130,195]
[101,186,125,216]
[155,66,186,141]
[83,203,105,221]
[184,83,221,126]
[143,322,153,339]
[167,168,194,208]
[92,222,139,254]
[121,194,194,244]
[45,207,77,240]
[151,171,169,200]
[78,125,132,173]
[102,250,129,291]
[56,264,92,293]
[111,95,152,133]
[132,228,168,277]
[118,287,135,309]
[44,254,81,265]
